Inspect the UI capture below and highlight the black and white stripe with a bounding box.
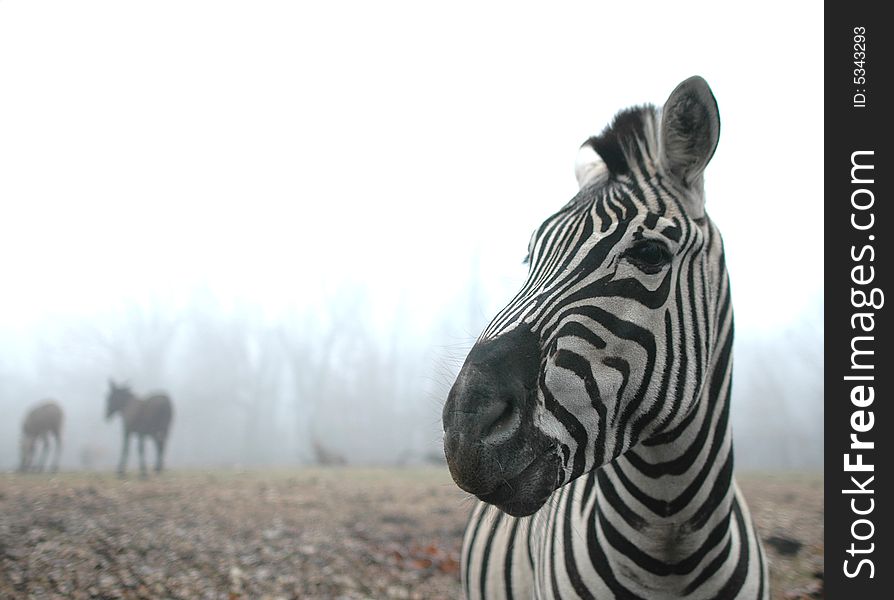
[443,76,768,599]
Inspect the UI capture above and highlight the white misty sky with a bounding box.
[0,1,823,339]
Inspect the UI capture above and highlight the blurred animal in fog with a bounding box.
[311,437,347,466]
[19,400,64,473]
[106,379,174,477]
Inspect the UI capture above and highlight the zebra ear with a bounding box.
[659,76,720,187]
[574,141,609,189]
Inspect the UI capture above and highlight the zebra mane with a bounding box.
[583,105,659,178]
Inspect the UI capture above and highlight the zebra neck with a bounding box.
[123,397,143,427]
[599,344,736,570]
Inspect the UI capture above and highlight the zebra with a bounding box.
[442,76,768,599]
[106,379,174,477]
[19,400,64,473]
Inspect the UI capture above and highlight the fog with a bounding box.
[0,1,822,472]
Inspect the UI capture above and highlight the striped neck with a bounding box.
[593,294,736,591]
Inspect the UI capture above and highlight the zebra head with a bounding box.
[443,76,723,517]
[106,379,133,420]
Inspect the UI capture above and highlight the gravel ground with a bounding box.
[0,468,822,599]
[738,473,825,599]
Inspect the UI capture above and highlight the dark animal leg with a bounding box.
[118,431,131,477]
[35,435,49,473]
[138,435,148,478]
[51,430,61,473]
[18,440,30,474]
[154,434,166,473]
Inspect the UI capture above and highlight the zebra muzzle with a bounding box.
[475,450,562,517]
[443,325,560,516]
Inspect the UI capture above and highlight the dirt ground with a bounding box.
[0,468,822,600]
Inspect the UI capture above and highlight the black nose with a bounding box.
[442,324,541,494]
[444,364,523,443]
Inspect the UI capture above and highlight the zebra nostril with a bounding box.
[481,398,521,442]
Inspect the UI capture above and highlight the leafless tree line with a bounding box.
[0,282,466,471]
[0,279,823,471]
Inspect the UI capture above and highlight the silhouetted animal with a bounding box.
[311,437,347,466]
[19,400,63,473]
[106,380,173,477]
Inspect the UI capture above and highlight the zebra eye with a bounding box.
[624,240,671,273]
